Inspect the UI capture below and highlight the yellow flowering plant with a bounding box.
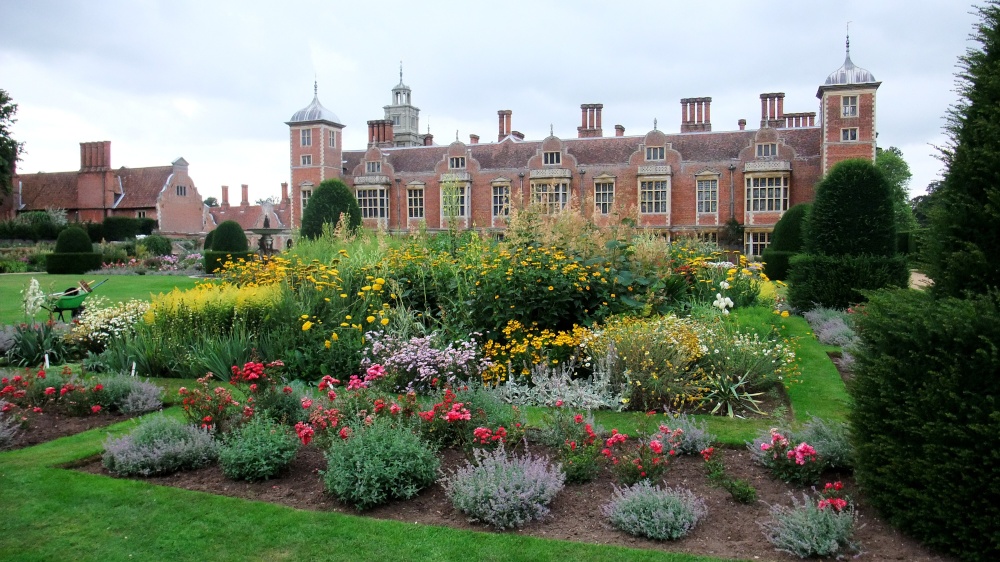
[481,320,592,386]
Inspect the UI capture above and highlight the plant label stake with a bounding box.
[131,362,136,377]
[44,354,49,369]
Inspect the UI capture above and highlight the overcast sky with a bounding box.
[0,0,979,204]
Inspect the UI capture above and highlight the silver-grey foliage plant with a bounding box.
[493,355,625,411]
[102,414,218,476]
[444,446,565,530]
[761,492,858,558]
[603,481,708,541]
[667,413,716,455]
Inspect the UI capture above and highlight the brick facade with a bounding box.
[8,141,210,236]
[287,45,880,257]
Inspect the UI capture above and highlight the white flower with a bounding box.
[719,281,730,290]
[713,293,734,314]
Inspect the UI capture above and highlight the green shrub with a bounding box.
[787,253,908,310]
[762,202,810,281]
[762,492,858,558]
[54,226,93,253]
[805,159,896,257]
[602,482,707,541]
[0,259,28,273]
[103,216,141,241]
[45,252,103,275]
[102,415,219,476]
[203,229,215,250]
[323,418,439,511]
[211,220,248,252]
[6,322,71,367]
[84,221,104,243]
[137,217,157,236]
[300,178,362,240]
[140,234,172,256]
[47,226,102,274]
[850,289,1000,560]
[219,416,299,481]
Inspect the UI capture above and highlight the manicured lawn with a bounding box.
[0,274,201,325]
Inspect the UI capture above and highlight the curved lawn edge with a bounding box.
[0,410,746,562]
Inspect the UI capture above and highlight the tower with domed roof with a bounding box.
[383,63,421,146]
[817,33,880,175]
[286,82,344,227]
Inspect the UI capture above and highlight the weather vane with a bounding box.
[654,118,658,131]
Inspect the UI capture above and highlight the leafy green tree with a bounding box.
[910,180,941,228]
[923,3,1000,297]
[300,178,361,240]
[761,203,810,280]
[203,197,218,208]
[0,89,25,202]
[875,146,917,231]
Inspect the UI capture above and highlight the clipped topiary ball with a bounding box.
[203,229,216,250]
[211,220,248,252]
[54,226,94,253]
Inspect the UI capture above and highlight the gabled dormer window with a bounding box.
[543,151,561,165]
[449,156,466,170]
[646,146,665,161]
[366,161,382,174]
[176,185,187,196]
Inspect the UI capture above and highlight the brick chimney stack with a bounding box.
[281,182,289,204]
[221,185,230,208]
[470,134,479,144]
[423,133,434,146]
[80,141,111,171]
[241,184,249,206]
[680,98,712,133]
[738,119,747,131]
[577,104,604,138]
[368,119,395,148]
[615,125,625,137]
[760,93,785,128]
[497,110,512,141]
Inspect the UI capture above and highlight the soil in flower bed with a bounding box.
[76,444,953,562]
[5,411,134,451]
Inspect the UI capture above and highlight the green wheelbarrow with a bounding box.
[42,279,108,322]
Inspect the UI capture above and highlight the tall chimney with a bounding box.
[470,134,479,144]
[221,185,230,208]
[577,104,604,138]
[424,133,434,146]
[241,184,249,206]
[738,119,747,131]
[759,93,785,128]
[615,125,625,137]
[281,182,289,203]
[680,98,712,133]
[498,110,512,141]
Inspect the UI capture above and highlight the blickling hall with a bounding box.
[284,39,879,257]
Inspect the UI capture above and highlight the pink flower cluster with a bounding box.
[788,442,818,465]
[443,403,471,422]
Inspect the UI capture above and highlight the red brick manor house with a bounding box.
[285,43,879,256]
